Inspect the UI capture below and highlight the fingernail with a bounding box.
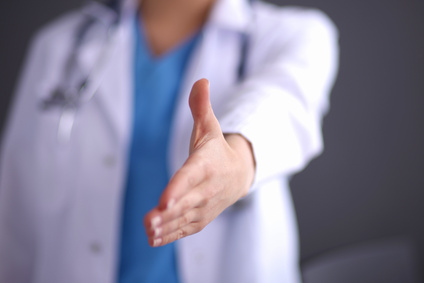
[153,238,162,247]
[167,199,176,210]
[151,216,161,228]
[154,227,162,237]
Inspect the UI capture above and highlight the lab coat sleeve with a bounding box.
[0,29,47,281]
[0,27,51,179]
[218,9,339,190]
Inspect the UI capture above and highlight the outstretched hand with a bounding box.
[144,79,255,247]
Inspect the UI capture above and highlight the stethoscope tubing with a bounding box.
[42,1,120,145]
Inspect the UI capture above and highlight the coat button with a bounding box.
[103,155,117,167]
[90,242,102,254]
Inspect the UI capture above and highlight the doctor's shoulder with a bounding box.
[252,2,338,37]
[249,2,339,60]
[24,9,90,75]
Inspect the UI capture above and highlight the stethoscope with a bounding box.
[40,0,121,145]
[40,0,250,145]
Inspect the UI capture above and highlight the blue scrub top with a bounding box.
[117,17,199,283]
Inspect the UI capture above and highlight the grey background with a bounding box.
[1,0,423,279]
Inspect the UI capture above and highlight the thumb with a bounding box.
[189,79,222,152]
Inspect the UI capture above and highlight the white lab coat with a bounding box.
[0,0,338,282]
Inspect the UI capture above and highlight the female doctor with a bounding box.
[0,0,338,282]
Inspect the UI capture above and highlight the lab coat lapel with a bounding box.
[95,19,134,150]
[76,8,134,151]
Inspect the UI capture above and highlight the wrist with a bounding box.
[224,133,256,197]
